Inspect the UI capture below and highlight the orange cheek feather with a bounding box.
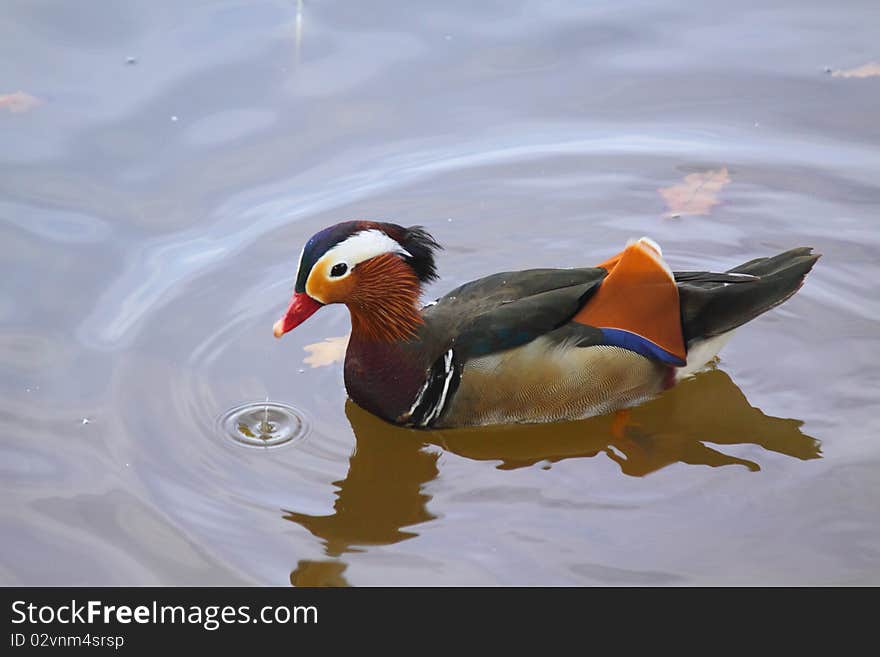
[305,255,421,342]
[306,260,356,304]
[575,240,686,363]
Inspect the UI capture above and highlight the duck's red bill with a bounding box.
[273,292,323,338]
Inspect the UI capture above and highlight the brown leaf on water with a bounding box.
[303,334,349,368]
[832,62,880,78]
[658,167,730,218]
[0,91,42,113]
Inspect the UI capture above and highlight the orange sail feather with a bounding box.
[575,238,686,363]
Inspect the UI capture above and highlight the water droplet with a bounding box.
[81,417,90,425]
[126,56,137,65]
[218,401,308,449]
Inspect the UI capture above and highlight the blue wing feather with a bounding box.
[599,328,686,366]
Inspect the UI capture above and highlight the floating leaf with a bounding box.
[0,91,42,113]
[658,167,730,218]
[832,62,880,78]
[303,334,349,368]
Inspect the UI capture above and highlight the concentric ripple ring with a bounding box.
[218,401,309,449]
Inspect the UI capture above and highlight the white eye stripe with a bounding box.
[321,229,411,271]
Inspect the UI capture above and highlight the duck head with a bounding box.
[273,221,440,342]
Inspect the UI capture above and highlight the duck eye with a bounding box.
[330,263,348,278]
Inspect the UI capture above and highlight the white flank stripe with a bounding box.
[407,379,430,418]
[421,349,455,427]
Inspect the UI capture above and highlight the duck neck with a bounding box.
[345,254,423,343]
[341,254,429,422]
[344,331,427,424]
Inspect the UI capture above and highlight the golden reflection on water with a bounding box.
[290,560,350,587]
[284,368,820,583]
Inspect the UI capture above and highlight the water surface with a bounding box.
[2,0,879,585]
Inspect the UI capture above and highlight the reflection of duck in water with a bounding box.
[283,372,820,560]
[289,560,350,587]
[284,400,438,559]
[273,221,818,429]
[429,368,820,475]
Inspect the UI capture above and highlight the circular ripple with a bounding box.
[218,401,309,449]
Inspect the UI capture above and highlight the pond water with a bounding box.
[2,0,879,585]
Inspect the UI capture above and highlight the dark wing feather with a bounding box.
[421,267,606,359]
[676,248,819,344]
[673,271,758,284]
[454,281,603,357]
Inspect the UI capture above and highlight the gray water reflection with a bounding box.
[2,0,879,585]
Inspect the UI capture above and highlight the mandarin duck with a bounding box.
[273,221,818,429]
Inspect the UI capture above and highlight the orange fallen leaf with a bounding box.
[658,167,730,218]
[303,334,349,368]
[0,91,42,113]
[832,62,880,78]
